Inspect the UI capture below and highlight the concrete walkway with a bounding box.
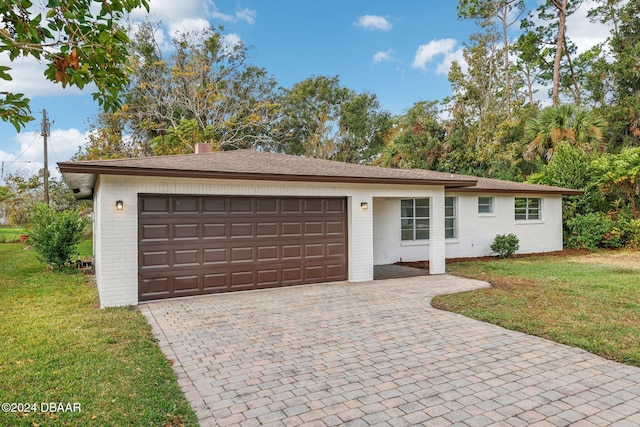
[140,276,640,427]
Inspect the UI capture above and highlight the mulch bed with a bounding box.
[397,249,591,271]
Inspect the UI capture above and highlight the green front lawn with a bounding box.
[433,251,640,367]
[0,243,198,426]
[0,226,25,243]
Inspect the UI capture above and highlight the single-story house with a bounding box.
[59,146,582,308]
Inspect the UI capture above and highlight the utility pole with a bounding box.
[41,109,50,205]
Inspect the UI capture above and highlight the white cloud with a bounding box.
[167,18,212,38]
[211,6,257,24]
[411,38,459,73]
[436,48,465,75]
[132,0,205,22]
[0,53,89,98]
[221,34,243,54]
[354,15,392,31]
[0,128,87,180]
[373,49,396,64]
[566,0,611,55]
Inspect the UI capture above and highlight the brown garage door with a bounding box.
[138,195,348,301]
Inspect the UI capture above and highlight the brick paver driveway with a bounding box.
[140,275,640,427]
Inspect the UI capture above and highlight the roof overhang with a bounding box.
[451,187,584,196]
[58,163,478,199]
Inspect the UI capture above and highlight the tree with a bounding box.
[74,110,143,160]
[458,0,525,116]
[0,0,149,131]
[593,147,640,219]
[377,101,448,170]
[123,23,282,155]
[524,104,606,163]
[280,75,391,163]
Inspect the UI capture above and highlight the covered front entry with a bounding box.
[138,195,348,301]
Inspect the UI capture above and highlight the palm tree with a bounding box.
[524,104,606,163]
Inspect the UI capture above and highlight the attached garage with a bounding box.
[138,195,348,301]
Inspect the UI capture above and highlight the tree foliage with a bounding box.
[124,23,282,154]
[524,104,606,163]
[0,0,149,131]
[280,75,392,163]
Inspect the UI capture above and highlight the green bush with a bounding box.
[623,219,640,249]
[491,234,520,258]
[27,204,88,267]
[565,212,613,250]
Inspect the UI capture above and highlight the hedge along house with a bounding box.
[59,147,582,308]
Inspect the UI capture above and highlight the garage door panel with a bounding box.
[282,222,302,236]
[231,247,253,262]
[231,271,254,287]
[174,197,199,214]
[203,223,226,239]
[203,248,227,264]
[230,223,253,238]
[139,196,170,215]
[257,269,279,286]
[173,275,199,292]
[257,246,278,261]
[326,221,345,235]
[304,221,324,235]
[256,198,278,213]
[141,251,170,268]
[174,224,199,239]
[141,224,170,241]
[202,197,226,213]
[304,265,325,280]
[203,273,228,290]
[141,277,171,296]
[327,242,346,256]
[282,244,302,259]
[173,249,199,266]
[139,195,347,301]
[282,267,302,283]
[230,198,252,213]
[305,244,324,258]
[257,222,278,237]
[304,198,323,213]
[282,199,302,213]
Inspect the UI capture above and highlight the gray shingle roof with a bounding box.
[58,149,583,195]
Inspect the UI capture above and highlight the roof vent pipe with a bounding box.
[195,143,212,154]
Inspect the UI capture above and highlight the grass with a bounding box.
[432,251,640,367]
[0,226,26,243]
[0,243,198,426]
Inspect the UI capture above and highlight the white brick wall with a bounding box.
[446,193,563,258]
[93,173,564,307]
[95,176,447,307]
[372,192,564,268]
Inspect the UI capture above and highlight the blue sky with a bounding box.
[0,0,609,182]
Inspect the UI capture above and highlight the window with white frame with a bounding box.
[445,196,457,239]
[478,196,493,214]
[515,197,541,220]
[401,199,429,240]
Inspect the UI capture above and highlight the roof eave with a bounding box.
[57,163,478,188]
[451,187,584,196]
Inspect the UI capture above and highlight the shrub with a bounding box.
[27,204,88,267]
[624,219,640,249]
[491,234,520,258]
[565,212,613,250]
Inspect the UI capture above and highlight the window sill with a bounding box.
[445,239,459,244]
[478,213,495,218]
[515,220,545,225]
[401,240,429,247]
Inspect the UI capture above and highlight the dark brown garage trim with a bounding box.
[138,195,348,301]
